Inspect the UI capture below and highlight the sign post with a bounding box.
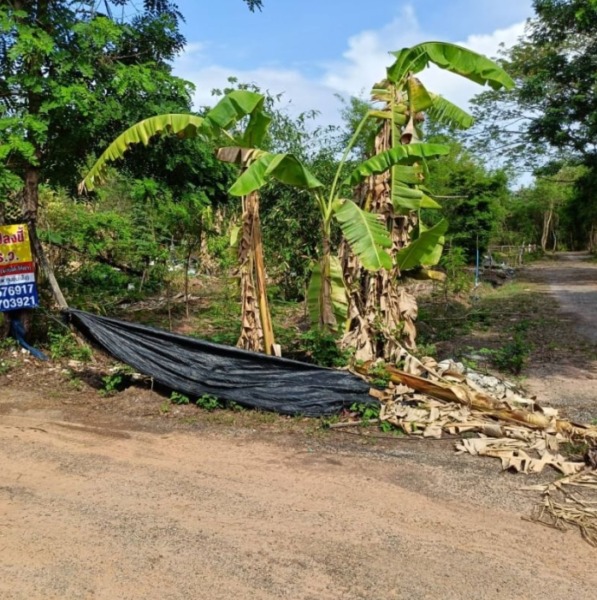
[0,224,39,312]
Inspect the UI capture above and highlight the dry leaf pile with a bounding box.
[356,353,597,477]
[525,471,597,547]
[354,354,597,545]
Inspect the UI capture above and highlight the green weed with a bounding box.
[196,393,222,411]
[350,401,381,422]
[48,330,93,362]
[101,373,123,395]
[298,329,350,368]
[170,391,190,405]
[68,375,84,390]
[367,363,391,388]
[100,365,134,395]
[0,359,15,375]
[491,321,531,375]
[560,441,589,457]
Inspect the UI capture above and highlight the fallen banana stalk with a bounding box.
[371,365,597,441]
[354,359,597,545]
[327,419,380,429]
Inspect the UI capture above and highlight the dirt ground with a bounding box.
[2,253,597,600]
[523,252,597,422]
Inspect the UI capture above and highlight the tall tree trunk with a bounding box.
[16,1,67,310]
[22,164,68,310]
[541,209,553,252]
[589,224,597,253]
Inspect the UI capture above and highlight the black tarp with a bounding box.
[65,309,373,416]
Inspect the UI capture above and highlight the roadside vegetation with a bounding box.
[0,1,596,409]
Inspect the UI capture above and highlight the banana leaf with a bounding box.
[307,256,348,330]
[204,90,271,147]
[346,143,450,186]
[228,152,323,196]
[371,106,408,127]
[395,219,448,270]
[407,76,433,113]
[80,91,271,192]
[420,194,442,209]
[392,164,425,185]
[392,185,442,211]
[80,114,205,191]
[387,42,515,91]
[427,94,475,129]
[334,199,392,271]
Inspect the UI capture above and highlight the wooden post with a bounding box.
[28,220,68,310]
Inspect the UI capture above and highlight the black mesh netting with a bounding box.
[66,309,373,416]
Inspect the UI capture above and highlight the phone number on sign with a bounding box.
[0,295,37,310]
[0,283,35,298]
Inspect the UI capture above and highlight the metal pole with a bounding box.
[475,234,480,287]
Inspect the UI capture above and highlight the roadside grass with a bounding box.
[4,266,595,437]
[418,276,597,375]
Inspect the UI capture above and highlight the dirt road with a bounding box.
[2,254,597,599]
[523,253,597,421]
[1,406,596,599]
[533,252,597,343]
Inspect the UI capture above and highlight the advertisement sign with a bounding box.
[0,224,39,311]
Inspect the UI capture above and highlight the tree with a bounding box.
[80,91,283,354]
[0,0,192,307]
[468,1,597,245]
[225,127,399,333]
[338,42,513,360]
[0,0,262,307]
[470,0,597,158]
[229,43,513,359]
[564,164,597,251]
[426,139,510,261]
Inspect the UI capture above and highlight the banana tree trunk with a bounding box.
[250,194,276,354]
[340,119,418,362]
[236,192,275,355]
[319,225,337,331]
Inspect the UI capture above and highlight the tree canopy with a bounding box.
[0,0,262,210]
[469,0,597,169]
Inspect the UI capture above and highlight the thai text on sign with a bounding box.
[0,224,39,311]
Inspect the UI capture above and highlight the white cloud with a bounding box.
[175,63,339,124]
[173,5,527,125]
[463,22,526,58]
[321,5,425,96]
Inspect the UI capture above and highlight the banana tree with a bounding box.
[226,136,449,333]
[339,41,514,361]
[80,91,279,354]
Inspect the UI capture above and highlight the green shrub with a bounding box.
[48,330,93,362]
[196,393,222,411]
[299,329,349,367]
[170,391,190,405]
[491,321,531,375]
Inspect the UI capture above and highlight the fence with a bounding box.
[486,244,538,268]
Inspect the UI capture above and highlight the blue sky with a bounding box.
[171,0,534,127]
